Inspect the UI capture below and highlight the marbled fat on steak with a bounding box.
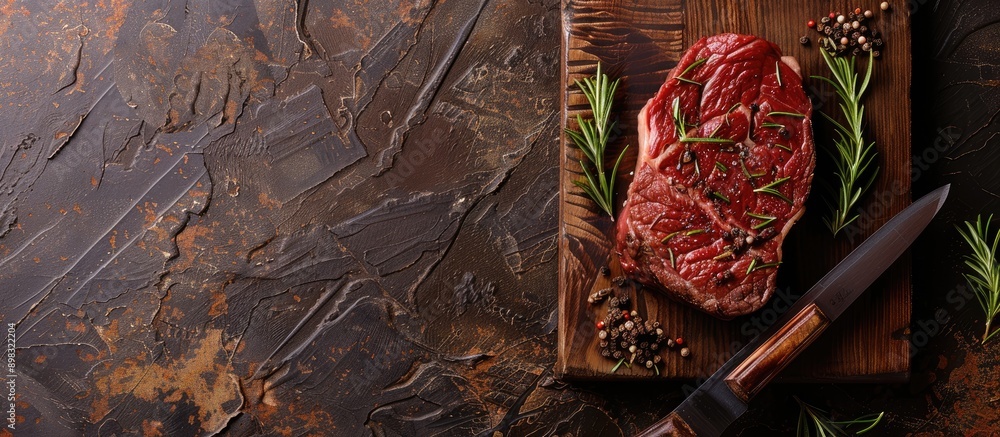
[616,34,815,319]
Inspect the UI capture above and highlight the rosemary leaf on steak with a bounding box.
[813,48,878,236]
[566,62,628,219]
[957,214,1000,344]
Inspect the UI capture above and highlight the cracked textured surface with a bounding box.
[0,0,997,435]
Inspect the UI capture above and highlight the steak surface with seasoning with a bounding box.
[616,33,815,319]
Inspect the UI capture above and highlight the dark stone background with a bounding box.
[0,0,995,435]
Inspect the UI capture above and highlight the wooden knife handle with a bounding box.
[634,412,698,437]
[724,303,830,402]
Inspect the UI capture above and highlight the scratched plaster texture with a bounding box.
[0,0,996,435]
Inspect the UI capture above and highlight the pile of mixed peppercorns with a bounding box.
[803,4,889,57]
[590,274,690,374]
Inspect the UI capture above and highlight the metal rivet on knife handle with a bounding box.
[723,303,831,402]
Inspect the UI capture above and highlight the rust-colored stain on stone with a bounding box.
[90,329,241,431]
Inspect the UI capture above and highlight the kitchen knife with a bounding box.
[636,184,950,437]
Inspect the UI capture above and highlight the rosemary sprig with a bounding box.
[677,57,708,80]
[680,137,735,144]
[768,111,806,118]
[610,357,629,373]
[747,212,777,230]
[812,48,878,236]
[672,97,733,144]
[957,215,1000,344]
[750,261,781,273]
[677,76,702,86]
[710,191,730,203]
[753,177,792,204]
[795,397,884,436]
[661,231,680,244]
[566,63,628,219]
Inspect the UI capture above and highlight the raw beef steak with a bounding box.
[616,33,815,319]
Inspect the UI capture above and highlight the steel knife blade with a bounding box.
[636,184,950,437]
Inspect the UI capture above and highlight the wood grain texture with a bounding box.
[725,303,831,401]
[634,412,698,437]
[557,0,913,380]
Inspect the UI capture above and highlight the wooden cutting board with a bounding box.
[557,0,912,381]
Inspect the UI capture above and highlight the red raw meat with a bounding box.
[616,34,815,319]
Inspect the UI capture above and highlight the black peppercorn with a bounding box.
[799,36,810,46]
[600,266,610,276]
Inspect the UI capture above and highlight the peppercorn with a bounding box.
[880,2,890,11]
[600,265,610,276]
[799,36,810,46]
[596,321,605,330]
[828,12,836,19]
[862,42,872,51]
[873,50,881,58]
[836,14,845,23]
[622,310,630,320]
[807,19,816,28]
[675,337,685,346]
[865,9,874,18]
[666,338,676,348]
[680,347,691,357]
[598,330,607,339]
